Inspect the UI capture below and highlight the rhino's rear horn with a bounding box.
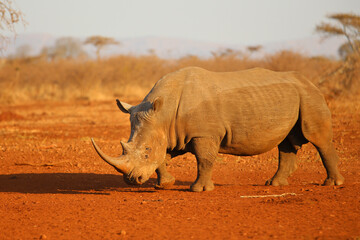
[120,141,132,154]
[91,138,132,175]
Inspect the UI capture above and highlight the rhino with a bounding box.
[91,67,344,192]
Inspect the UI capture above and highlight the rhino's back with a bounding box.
[151,66,310,96]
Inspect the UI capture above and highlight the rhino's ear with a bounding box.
[152,97,163,113]
[116,99,133,114]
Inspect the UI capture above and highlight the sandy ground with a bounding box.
[0,98,359,239]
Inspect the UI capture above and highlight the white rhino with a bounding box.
[91,67,344,192]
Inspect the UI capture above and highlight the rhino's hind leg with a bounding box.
[301,114,344,186]
[155,161,175,189]
[190,137,219,192]
[266,138,298,186]
[316,144,344,186]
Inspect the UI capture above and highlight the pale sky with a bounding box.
[14,0,360,45]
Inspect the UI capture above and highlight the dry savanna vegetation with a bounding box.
[0,50,359,104]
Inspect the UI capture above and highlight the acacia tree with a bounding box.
[0,0,25,51]
[316,13,360,93]
[316,13,360,58]
[84,35,118,60]
[247,45,262,57]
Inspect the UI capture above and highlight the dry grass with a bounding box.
[0,51,359,104]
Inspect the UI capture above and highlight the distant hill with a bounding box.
[3,33,346,59]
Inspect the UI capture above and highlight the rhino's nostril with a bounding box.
[137,176,143,184]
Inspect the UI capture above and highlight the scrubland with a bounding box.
[0,51,359,104]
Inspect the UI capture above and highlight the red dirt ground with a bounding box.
[0,98,359,240]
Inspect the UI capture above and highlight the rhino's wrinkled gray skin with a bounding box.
[91,67,344,192]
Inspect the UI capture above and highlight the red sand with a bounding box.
[0,100,359,239]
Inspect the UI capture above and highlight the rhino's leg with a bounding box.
[190,137,219,192]
[155,159,175,189]
[266,138,298,186]
[316,144,344,186]
[301,116,344,186]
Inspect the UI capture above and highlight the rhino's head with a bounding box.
[91,97,167,185]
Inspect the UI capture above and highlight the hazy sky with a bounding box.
[15,0,360,45]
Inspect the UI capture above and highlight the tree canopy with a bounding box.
[316,13,360,95]
[316,13,360,57]
[0,0,25,51]
[84,36,119,60]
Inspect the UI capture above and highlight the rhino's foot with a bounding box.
[154,174,175,190]
[265,177,289,186]
[190,180,214,192]
[322,175,344,186]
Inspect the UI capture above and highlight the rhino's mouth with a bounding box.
[123,174,144,185]
[124,170,148,185]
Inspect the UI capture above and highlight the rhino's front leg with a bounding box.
[190,137,219,192]
[155,157,175,189]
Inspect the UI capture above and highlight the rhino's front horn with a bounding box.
[91,138,132,175]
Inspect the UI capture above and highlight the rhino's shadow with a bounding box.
[0,173,193,194]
